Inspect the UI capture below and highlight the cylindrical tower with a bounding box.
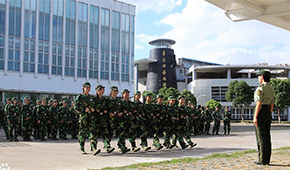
[146,39,177,94]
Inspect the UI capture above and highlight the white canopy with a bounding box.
[205,0,290,31]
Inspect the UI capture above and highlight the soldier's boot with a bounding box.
[121,147,130,154]
[181,144,189,150]
[80,148,87,155]
[143,146,151,151]
[190,142,197,148]
[224,129,226,135]
[228,129,230,134]
[156,145,163,151]
[106,147,115,153]
[92,149,101,156]
[132,147,140,152]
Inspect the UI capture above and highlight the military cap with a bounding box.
[110,86,118,91]
[6,98,11,102]
[197,105,201,108]
[53,99,58,103]
[24,97,30,101]
[48,99,53,103]
[206,105,209,108]
[225,106,229,108]
[188,101,195,104]
[95,85,105,90]
[145,93,152,97]
[36,99,41,102]
[134,91,141,95]
[41,97,47,101]
[168,96,176,101]
[157,94,164,99]
[82,81,91,87]
[19,100,23,103]
[256,70,271,76]
[178,95,185,100]
[215,105,220,108]
[121,89,130,94]
[12,97,17,101]
[62,99,68,103]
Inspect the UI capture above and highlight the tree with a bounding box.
[158,87,180,104]
[270,79,290,123]
[206,99,222,110]
[181,89,196,105]
[226,80,253,123]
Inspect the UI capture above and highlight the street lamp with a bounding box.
[196,94,205,106]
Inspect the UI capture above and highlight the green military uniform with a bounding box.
[223,107,231,134]
[134,92,151,151]
[75,82,100,155]
[32,100,40,139]
[152,94,164,150]
[212,107,222,135]
[21,97,33,141]
[4,98,11,140]
[48,100,59,140]
[58,100,70,140]
[69,102,79,139]
[254,70,275,165]
[202,106,212,135]
[94,85,114,153]
[0,104,5,138]
[36,98,49,141]
[7,97,21,141]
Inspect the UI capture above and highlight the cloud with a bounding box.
[144,0,290,65]
[121,0,183,14]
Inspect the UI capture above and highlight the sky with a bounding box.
[121,0,290,65]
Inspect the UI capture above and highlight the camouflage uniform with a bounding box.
[58,102,70,140]
[21,97,33,141]
[69,102,79,139]
[203,106,212,135]
[32,100,41,139]
[36,100,49,140]
[7,98,21,141]
[212,107,222,135]
[223,107,231,134]
[75,82,99,155]
[3,99,11,140]
[48,101,59,140]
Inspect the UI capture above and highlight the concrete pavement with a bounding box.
[0,124,289,170]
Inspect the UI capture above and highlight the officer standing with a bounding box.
[49,99,59,140]
[253,70,275,165]
[36,97,49,141]
[21,97,33,141]
[59,99,70,140]
[7,97,20,141]
[203,105,212,135]
[223,106,231,134]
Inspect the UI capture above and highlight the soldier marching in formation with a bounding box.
[0,81,234,155]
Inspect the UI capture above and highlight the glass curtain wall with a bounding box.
[65,0,75,77]
[77,2,87,78]
[121,13,129,82]
[100,8,109,80]
[0,0,5,70]
[111,11,120,81]
[89,5,99,79]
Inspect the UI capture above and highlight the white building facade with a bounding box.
[0,0,135,102]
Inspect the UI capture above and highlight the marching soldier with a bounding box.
[134,92,151,151]
[120,89,140,152]
[21,97,33,141]
[75,82,100,155]
[154,94,165,150]
[212,106,222,135]
[223,106,231,134]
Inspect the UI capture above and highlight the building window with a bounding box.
[101,8,109,51]
[211,86,228,102]
[111,53,119,81]
[100,51,109,80]
[131,16,135,83]
[65,0,76,45]
[0,35,4,70]
[24,0,36,39]
[39,0,50,41]
[52,44,62,75]
[90,5,99,49]
[38,41,49,74]
[77,47,86,78]
[89,49,98,79]
[23,39,35,73]
[65,45,75,77]
[78,2,87,47]
[8,37,20,71]
[0,0,6,35]
[52,0,63,43]
[121,54,129,82]
[9,0,21,37]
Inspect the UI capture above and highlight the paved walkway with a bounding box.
[0,123,289,170]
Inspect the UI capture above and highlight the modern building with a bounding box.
[0,0,135,103]
[135,40,290,121]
